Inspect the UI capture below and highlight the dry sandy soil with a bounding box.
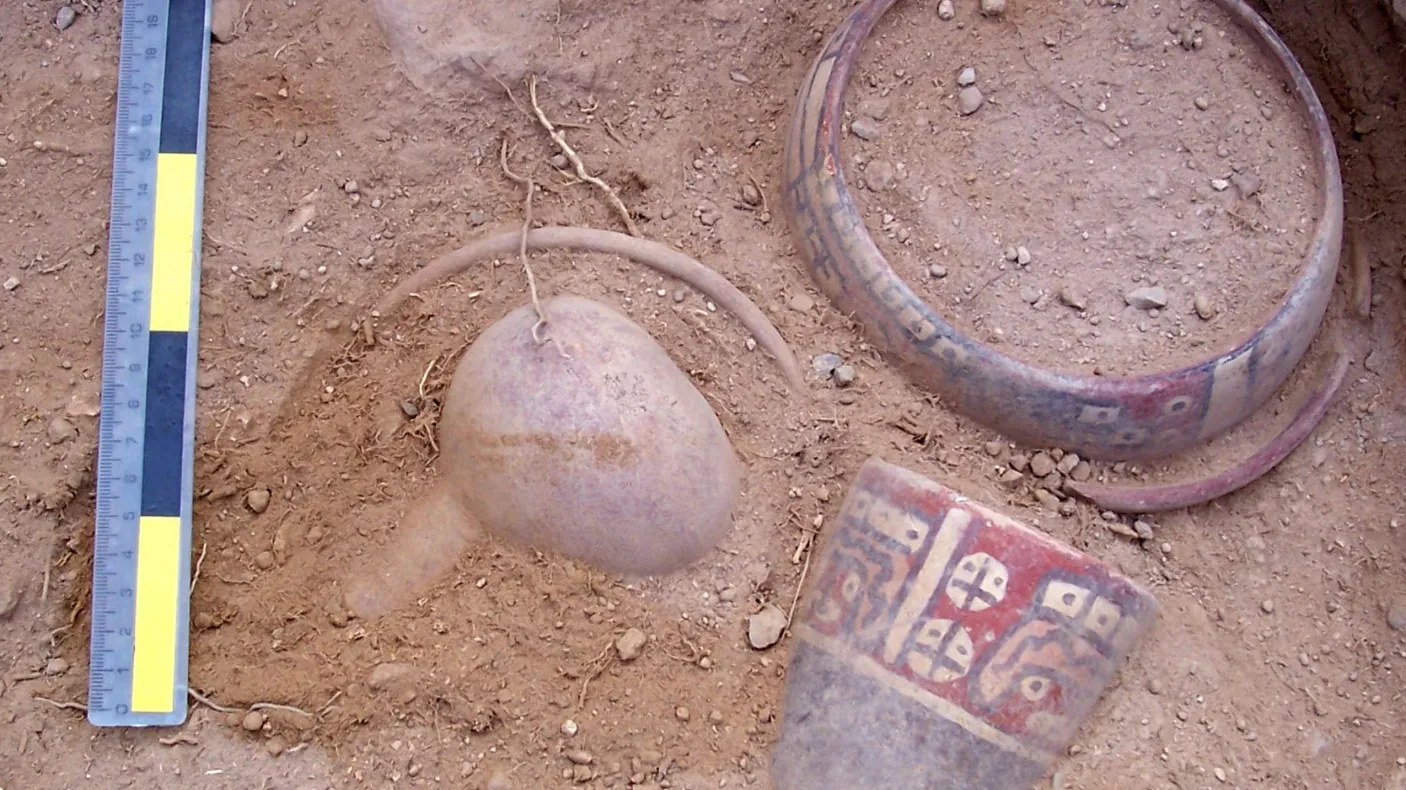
[3,0,1406,788]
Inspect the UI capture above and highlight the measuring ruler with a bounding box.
[88,0,212,727]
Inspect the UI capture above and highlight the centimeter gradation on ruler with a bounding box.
[89,0,212,727]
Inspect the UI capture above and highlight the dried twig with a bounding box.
[498,137,562,353]
[783,534,814,639]
[498,136,530,187]
[577,639,614,709]
[188,688,236,713]
[250,701,314,720]
[159,734,199,747]
[517,174,548,343]
[34,695,87,712]
[190,541,208,593]
[528,76,640,237]
[469,55,525,114]
[318,689,344,716]
[188,689,310,720]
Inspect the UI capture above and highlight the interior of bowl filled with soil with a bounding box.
[841,0,1324,378]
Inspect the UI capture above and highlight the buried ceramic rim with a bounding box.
[781,0,1344,462]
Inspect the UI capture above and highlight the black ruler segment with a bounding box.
[140,330,189,517]
[158,0,206,154]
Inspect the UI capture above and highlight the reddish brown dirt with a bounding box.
[2,0,1406,788]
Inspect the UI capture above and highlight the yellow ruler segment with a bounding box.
[149,153,198,333]
[130,516,182,713]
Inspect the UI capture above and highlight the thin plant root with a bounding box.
[373,226,806,392]
[529,76,640,237]
[516,174,548,344]
[1067,350,1350,513]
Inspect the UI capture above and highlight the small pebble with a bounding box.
[560,719,579,737]
[1124,286,1167,310]
[1016,246,1032,266]
[1194,96,1210,111]
[748,604,789,649]
[3,277,19,291]
[957,67,977,87]
[246,487,272,514]
[1210,178,1231,192]
[45,657,69,676]
[937,0,955,19]
[984,441,1005,457]
[812,353,843,377]
[241,711,265,732]
[1034,489,1061,511]
[832,365,857,388]
[1261,599,1275,614]
[565,750,594,766]
[741,183,762,206]
[47,417,77,444]
[486,772,513,790]
[0,579,21,620]
[254,551,275,570]
[343,180,359,194]
[368,662,415,690]
[957,86,985,116]
[675,706,691,722]
[866,160,896,191]
[1387,603,1406,631]
[1058,285,1087,311]
[1029,452,1056,477]
[615,628,647,662]
[1194,294,1216,320]
[55,5,76,30]
[930,265,948,278]
[788,294,816,313]
[980,0,1006,15]
[860,98,891,120]
[850,118,882,141]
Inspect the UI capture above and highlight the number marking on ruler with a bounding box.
[88,0,212,727]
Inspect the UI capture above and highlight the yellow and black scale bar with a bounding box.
[88,0,209,727]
